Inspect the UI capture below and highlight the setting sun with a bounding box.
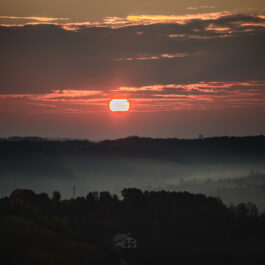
[109,99,130,112]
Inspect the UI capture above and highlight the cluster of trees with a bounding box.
[1,188,265,264]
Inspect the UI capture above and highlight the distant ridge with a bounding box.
[1,134,264,142]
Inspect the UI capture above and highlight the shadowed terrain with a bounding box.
[0,188,264,265]
[0,136,265,209]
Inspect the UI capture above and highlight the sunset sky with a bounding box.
[0,1,265,139]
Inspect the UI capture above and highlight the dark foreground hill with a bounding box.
[0,188,265,265]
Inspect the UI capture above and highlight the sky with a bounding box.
[0,1,265,139]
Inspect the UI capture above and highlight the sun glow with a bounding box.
[109,99,130,112]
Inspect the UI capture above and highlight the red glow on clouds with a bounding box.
[0,81,264,114]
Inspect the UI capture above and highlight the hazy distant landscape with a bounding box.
[1,136,265,209]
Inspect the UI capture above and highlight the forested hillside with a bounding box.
[0,188,265,265]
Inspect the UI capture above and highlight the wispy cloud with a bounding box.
[0,16,69,22]
[187,6,215,10]
[0,11,233,29]
[116,53,189,61]
[132,83,265,111]
[114,81,265,110]
[0,90,102,101]
[125,12,232,25]
[1,10,264,35]
[0,81,264,113]
[205,24,231,31]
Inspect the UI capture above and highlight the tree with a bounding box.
[99,191,113,203]
[121,188,143,201]
[52,191,61,201]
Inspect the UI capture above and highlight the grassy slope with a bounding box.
[0,216,109,265]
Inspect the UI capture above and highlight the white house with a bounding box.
[113,233,137,249]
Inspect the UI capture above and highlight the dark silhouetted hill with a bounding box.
[0,188,265,265]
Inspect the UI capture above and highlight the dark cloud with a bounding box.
[0,12,264,101]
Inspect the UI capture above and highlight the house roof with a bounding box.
[113,233,132,242]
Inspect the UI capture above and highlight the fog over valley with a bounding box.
[1,136,265,209]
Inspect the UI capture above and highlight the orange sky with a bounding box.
[1,0,264,22]
[0,2,265,139]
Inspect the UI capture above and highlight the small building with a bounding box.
[113,233,137,249]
